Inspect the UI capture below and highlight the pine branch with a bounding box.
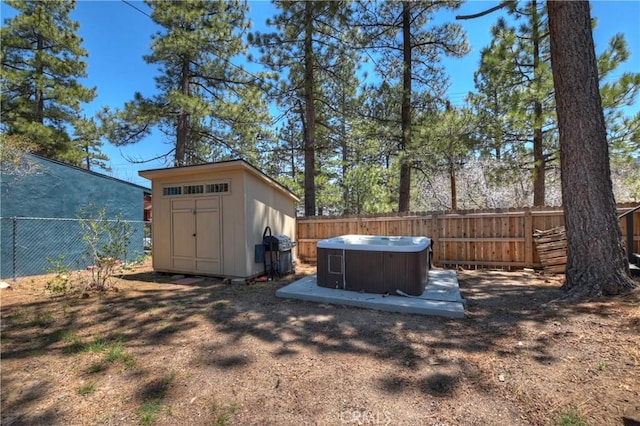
[122,148,175,164]
[455,1,515,20]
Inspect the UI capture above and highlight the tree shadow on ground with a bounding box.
[2,266,638,425]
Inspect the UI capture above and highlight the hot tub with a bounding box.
[316,235,431,296]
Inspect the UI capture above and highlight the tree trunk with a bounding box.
[532,0,545,206]
[547,0,635,297]
[449,157,457,210]
[175,57,190,166]
[532,118,545,206]
[85,144,90,170]
[398,1,412,212]
[492,93,502,161]
[303,1,317,216]
[340,84,350,215]
[35,34,44,125]
[341,137,349,215]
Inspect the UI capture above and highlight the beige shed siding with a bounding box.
[153,185,170,271]
[148,173,235,275]
[219,169,246,276]
[139,160,298,278]
[244,172,297,276]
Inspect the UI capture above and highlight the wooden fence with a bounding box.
[296,203,640,270]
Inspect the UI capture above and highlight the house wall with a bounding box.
[0,155,146,278]
[1,155,144,219]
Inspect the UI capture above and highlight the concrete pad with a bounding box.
[172,277,204,285]
[422,270,467,305]
[276,269,465,318]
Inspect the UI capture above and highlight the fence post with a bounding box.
[524,209,533,267]
[12,217,17,282]
[627,213,634,262]
[432,212,440,266]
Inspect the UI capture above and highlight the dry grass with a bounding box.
[1,261,639,425]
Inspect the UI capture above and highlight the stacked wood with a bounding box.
[533,226,567,274]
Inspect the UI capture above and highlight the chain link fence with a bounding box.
[0,217,151,280]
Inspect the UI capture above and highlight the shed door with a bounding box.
[171,197,222,274]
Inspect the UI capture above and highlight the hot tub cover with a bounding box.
[317,235,430,252]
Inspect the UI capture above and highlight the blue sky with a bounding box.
[2,0,639,187]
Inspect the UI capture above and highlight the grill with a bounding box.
[261,226,296,279]
[271,235,296,251]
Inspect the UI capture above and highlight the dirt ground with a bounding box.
[1,260,639,426]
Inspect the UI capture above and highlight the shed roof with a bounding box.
[138,159,300,202]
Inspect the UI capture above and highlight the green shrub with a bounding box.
[78,204,134,292]
[45,255,78,296]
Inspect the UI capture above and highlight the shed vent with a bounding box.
[206,182,229,193]
[184,185,204,194]
[163,186,182,196]
[163,182,230,197]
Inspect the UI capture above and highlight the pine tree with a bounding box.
[356,1,469,212]
[548,0,635,297]
[598,34,640,161]
[250,1,352,216]
[103,0,270,167]
[470,1,640,206]
[351,81,404,213]
[314,25,363,215]
[414,105,478,210]
[263,121,304,202]
[1,0,97,162]
[471,1,554,206]
[71,117,110,172]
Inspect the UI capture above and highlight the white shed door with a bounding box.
[171,197,222,274]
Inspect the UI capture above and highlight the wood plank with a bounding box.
[440,237,525,243]
[533,234,567,244]
[543,257,568,266]
[439,259,532,267]
[545,264,566,274]
[538,252,567,261]
[432,213,440,266]
[293,204,636,271]
[525,210,534,265]
[533,225,567,273]
[537,242,568,252]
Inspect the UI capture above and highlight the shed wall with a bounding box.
[149,170,249,277]
[221,171,247,276]
[244,172,297,277]
[145,163,297,278]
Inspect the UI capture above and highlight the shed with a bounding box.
[138,159,299,278]
[0,153,149,279]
